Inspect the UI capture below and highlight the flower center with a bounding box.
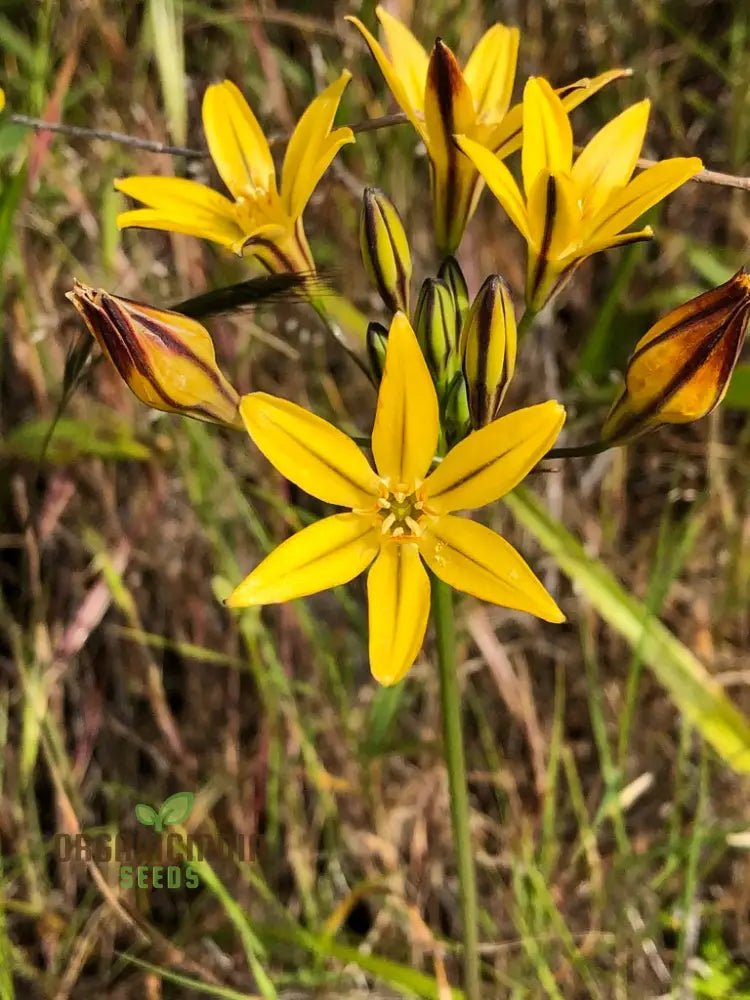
[376,484,426,539]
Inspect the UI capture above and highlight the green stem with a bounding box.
[431,574,481,1000]
[545,440,613,460]
[515,306,538,343]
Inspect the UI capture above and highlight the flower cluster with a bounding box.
[68,9,749,685]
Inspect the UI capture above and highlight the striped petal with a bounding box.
[226,513,379,607]
[345,14,426,137]
[572,100,650,216]
[463,24,519,121]
[423,401,565,513]
[585,157,702,242]
[372,312,439,487]
[281,72,355,220]
[419,516,563,621]
[367,541,431,685]
[202,80,275,200]
[115,176,244,247]
[525,170,582,308]
[424,39,479,252]
[240,393,379,508]
[521,77,573,197]
[455,136,530,239]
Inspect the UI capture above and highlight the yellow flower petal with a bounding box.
[202,80,275,201]
[455,136,530,240]
[240,393,379,508]
[281,72,354,220]
[116,208,244,248]
[423,401,565,513]
[419,515,564,622]
[371,312,439,486]
[227,513,379,606]
[375,5,429,114]
[572,100,650,216]
[345,14,426,137]
[521,77,573,197]
[463,24,520,121]
[114,176,233,212]
[560,226,653,265]
[557,68,633,113]
[486,68,631,161]
[586,157,703,242]
[367,541,431,685]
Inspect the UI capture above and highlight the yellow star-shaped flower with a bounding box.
[228,313,565,685]
[347,6,627,253]
[457,77,703,308]
[115,73,354,274]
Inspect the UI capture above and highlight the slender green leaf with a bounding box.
[505,486,750,772]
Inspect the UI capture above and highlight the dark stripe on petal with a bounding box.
[432,39,459,232]
[528,175,557,305]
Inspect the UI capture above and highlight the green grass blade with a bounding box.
[504,486,750,772]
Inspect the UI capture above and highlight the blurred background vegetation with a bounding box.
[1,0,750,997]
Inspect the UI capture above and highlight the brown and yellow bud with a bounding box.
[413,277,460,398]
[67,280,242,427]
[460,275,517,428]
[360,187,412,314]
[425,39,480,255]
[602,269,750,443]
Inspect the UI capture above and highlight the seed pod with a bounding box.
[460,275,517,428]
[67,280,242,427]
[360,187,412,314]
[602,269,750,442]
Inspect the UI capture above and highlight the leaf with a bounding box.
[504,486,750,772]
[2,416,151,463]
[158,791,194,827]
[135,803,158,826]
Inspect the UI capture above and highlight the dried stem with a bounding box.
[7,111,750,191]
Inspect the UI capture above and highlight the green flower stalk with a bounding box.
[360,187,412,314]
[414,277,460,400]
[602,269,750,443]
[461,275,517,429]
[68,280,242,428]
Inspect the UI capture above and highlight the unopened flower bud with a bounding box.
[360,187,412,314]
[366,320,389,384]
[413,277,460,397]
[438,255,470,339]
[602,269,750,443]
[67,280,242,427]
[460,275,517,429]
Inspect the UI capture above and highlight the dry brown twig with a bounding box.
[8,110,750,191]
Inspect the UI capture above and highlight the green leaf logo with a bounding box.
[135,803,158,827]
[157,791,194,831]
